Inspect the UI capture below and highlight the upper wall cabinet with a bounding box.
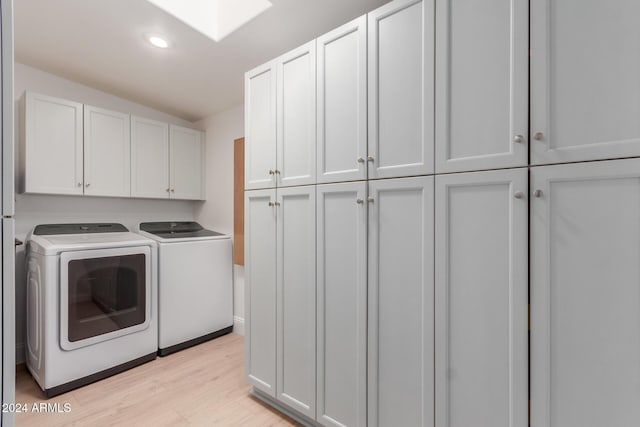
[23,92,205,200]
[245,62,277,190]
[368,0,434,179]
[169,125,205,200]
[131,116,170,199]
[277,41,317,187]
[316,16,367,184]
[435,0,528,173]
[531,0,640,165]
[23,92,83,195]
[83,105,131,197]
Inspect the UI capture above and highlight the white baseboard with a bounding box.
[233,316,245,336]
[15,342,25,365]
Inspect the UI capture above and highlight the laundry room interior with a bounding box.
[2,0,640,426]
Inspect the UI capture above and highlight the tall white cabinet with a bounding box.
[531,0,640,164]
[368,176,434,427]
[244,186,317,417]
[316,17,367,184]
[316,182,367,427]
[531,159,640,427]
[245,189,277,396]
[367,0,434,179]
[435,169,528,427]
[435,0,528,173]
[245,62,277,190]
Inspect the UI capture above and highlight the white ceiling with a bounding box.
[15,0,389,122]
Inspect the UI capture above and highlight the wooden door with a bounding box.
[316,181,367,427]
[83,105,130,197]
[276,185,316,417]
[368,176,434,427]
[131,116,169,199]
[245,61,277,190]
[244,188,277,397]
[368,0,434,179]
[531,0,640,164]
[277,42,317,187]
[435,0,528,173]
[531,159,640,427]
[316,16,367,184]
[435,169,528,427]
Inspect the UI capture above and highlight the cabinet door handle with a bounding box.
[367,197,374,203]
[357,157,365,163]
[533,189,543,198]
[367,156,375,162]
[77,182,82,187]
[533,132,544,141]
[274,201,281,206]
[268,201,274,207]
[513,134,525,143]
[274,169,281,175]
[514,191,524,199]
[165,188,170,192]
[356,198,364,204]
[171,189,175,193]
[85,183,90,187]
[269,169,275,175]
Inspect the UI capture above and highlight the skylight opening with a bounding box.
[145,0,273,42]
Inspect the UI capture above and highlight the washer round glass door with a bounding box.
[59,246,151,351]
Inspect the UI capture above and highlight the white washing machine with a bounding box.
[26,223,158,397]
[139,222,233,356]
[138,222,233,356]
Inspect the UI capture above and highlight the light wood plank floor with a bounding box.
[16,333,300,427]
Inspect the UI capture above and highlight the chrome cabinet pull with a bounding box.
[514,191,524,199]
[356,198,364,204]
[274,201,281,206]
[533,189,543,197]
[513,134,525,143]
[268,201,274,206]
[367,197,374,203]
[268,169,275,175]
[367,156,375,162]
[357,157,365,163]
[533,132,544,141]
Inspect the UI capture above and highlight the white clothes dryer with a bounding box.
[138,222,233,356]
[26,223,158,397]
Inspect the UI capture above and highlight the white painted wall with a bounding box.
[194,104,245,334]
[13,63,201,362]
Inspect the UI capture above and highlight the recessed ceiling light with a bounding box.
[147,35,170,48]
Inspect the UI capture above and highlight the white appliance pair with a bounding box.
[25,221,233,397]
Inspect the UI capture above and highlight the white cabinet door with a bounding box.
[316,182,367,427]
[435,169,528,427]
[277,42,316,187]
[245,188,277,397]
[245,62,277,190]
[83,105,130,197]
[316,16,367,184]
[24,92,83,195]
[131,116,169,199]
[170,125,204,200]
[435,0,528,173]
[276,185,316,418]
[531,0,640,164]
[368,176,434,427]
[368,0,434,179]
[531,159,640,427]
